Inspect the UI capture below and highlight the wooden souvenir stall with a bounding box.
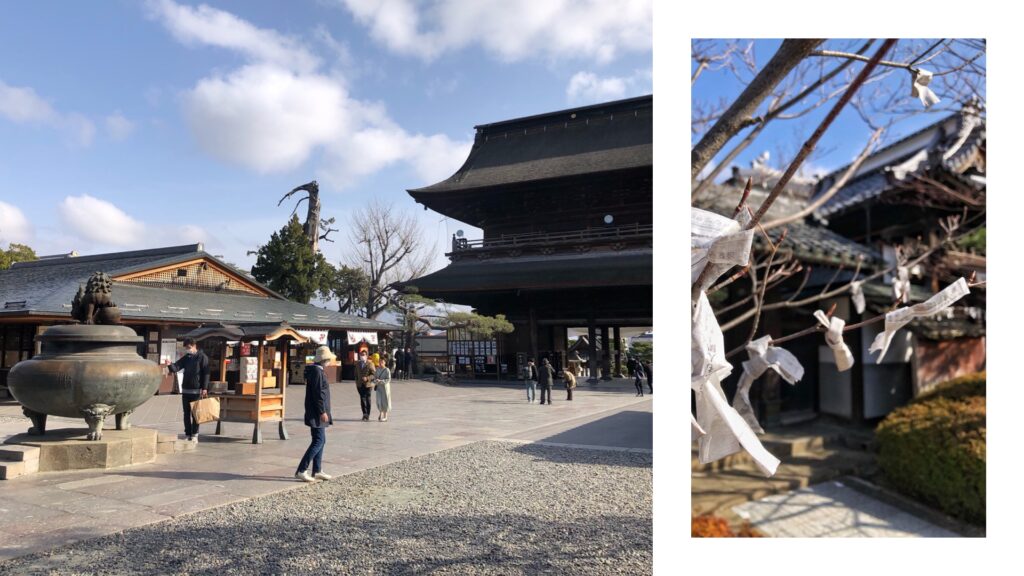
[185,323,308,444]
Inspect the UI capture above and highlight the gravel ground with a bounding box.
[2,441,652,575]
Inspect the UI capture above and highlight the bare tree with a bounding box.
[346,199,433,319]
[278,180,338,254]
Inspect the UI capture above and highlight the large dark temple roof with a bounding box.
[409,95,652,199]
[396,250,651,297]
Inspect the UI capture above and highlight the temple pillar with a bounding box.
[613,326,623,377]
[600,326,612,380]
[529,306,539,364]
[587,319,599,384]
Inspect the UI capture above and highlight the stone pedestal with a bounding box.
[4,427,157,472]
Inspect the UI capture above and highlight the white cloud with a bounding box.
[184,64,351,173]
[566,68,651,104]
[151,0,472,188]
[0,201,33,245]
[145,0,320,73]
[105,112,135,141]
[0,81,57,123]
[339,0,652,63]
[58,195,147,247]
[55,195,213,252]
[0,80,96,146]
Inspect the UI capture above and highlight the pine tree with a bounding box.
[250,215,330,303]
[0,243,37,270]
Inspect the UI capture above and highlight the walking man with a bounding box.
[166,337,209,441]
[633,361,646,397]
[404,347,414,379]
[643,360,653,394]
[296,346,334,482]
[523,358,538,403]
[355,350,374,421]
[538,358,555,405]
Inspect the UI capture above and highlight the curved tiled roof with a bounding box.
[409,95,652,197]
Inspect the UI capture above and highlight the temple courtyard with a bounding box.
[0,379,652,574]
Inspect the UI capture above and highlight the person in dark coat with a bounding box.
[354,349,375,420]
[296,346,335,482]
[643,360,653,394]
[626,355,637,378]
[165,337,209,441]
[538,358,555,405]
[633,361,646,397]
[395,348,406,379]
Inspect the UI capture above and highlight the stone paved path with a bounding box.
[732,479,959,537]
[0,378,650,561]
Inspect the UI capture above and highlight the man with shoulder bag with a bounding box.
[166,337,209,441]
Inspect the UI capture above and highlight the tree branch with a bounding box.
[692,39,824,180]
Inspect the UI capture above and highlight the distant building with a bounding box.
[698,101,985,426]
[397,96,652,381]
[0,244,397,396]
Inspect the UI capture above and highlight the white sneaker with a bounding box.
[313,472,332,481]
[295,471,316,482]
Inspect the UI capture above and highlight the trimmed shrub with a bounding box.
[915,371,986,404]
[876,372,986,525]
[691,515,765,537]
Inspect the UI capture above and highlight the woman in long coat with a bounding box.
[295,346,335,482]
[375,358,393,421]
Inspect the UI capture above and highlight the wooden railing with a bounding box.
[449,223,652,254]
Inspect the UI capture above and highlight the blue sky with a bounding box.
[0,0,652,272]
[691,39,986,182]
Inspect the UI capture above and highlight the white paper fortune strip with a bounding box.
[691,208,754,291]
[692,414,706,441]
[893,266,911,304]
[850,280,866,315]
[814,310,854,372]
[910,68,941,108]
[691,296,781,476]
[869,277,970,363]
[734,335,805,434]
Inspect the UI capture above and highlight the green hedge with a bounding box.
[875,372,986,525]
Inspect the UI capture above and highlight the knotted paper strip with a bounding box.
[814,310,854,372]
[691,208,754,292]
[910,68,941,108]
[869,277,970,363]
[734,335,805,434]
[692,293,780,477]
[893,266,911,304]
[850,281,866,315]
[692,414,706,441]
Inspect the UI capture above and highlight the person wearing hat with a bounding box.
[537,357,555,405]
[295,345,335,482]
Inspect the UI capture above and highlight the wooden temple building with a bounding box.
[397,95,653,381]
[0,243,397,399]
[696,100,985,427]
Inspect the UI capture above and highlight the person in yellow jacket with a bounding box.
[563,368,577,401]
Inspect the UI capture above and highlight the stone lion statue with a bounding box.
[71,271,121,325]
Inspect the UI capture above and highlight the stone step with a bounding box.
[692,447,878,525]
[0,445,41,462]
[0,457,39,479]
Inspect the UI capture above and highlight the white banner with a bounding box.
[298,329,329,345]
[346,331,379,345]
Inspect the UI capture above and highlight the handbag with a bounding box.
[190,397,221,424]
